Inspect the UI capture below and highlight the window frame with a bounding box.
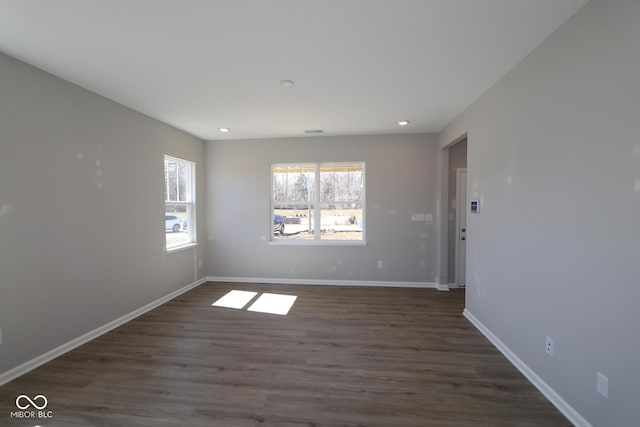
[270,162,366,246]
[164,155,197,252]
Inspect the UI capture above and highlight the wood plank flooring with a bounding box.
[0,282,571,426]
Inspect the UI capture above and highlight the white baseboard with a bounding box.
[463,309,592,427]
[436,283,450,291]
[207,276,437,289]
[0,277,207,387]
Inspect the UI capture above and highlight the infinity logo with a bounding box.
[15,394,48,410]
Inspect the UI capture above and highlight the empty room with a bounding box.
[0,1,638,426]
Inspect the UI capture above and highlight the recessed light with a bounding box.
[280,79,295,88]
[219,127,230,132]
[398,120,410,126]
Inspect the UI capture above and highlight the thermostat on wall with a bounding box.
[470,200,479,213]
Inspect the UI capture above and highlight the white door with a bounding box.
[455,169,467,287]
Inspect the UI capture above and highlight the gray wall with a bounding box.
[0,52,206,375]
[439,0,639,425]
[206,134,439,283]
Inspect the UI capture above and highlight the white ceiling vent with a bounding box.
[304,130,324,134]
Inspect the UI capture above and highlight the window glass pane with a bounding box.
[165,205,189,247]
[320,205,363,240]
[273,164,315,203]
[272,205,314,240]
[319,163,364,240]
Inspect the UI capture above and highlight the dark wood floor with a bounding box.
[0,282,570,426]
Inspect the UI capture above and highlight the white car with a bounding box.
[165,215,182,232]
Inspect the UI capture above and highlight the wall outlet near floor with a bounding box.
[545,336,553,356]
[597,372,608,399]
[377,260,384,269]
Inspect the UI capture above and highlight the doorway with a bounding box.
[446,138,467,288]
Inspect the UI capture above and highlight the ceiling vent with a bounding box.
[304,129,324,134]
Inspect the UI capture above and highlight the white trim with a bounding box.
[166,242,199,254]
[207,276,437,289]
[447,282,459,289]
[436,283,450,291]
[0,277,207,387]
[268,239,366,247]
[455,168,467,287]
[463,309,592,427]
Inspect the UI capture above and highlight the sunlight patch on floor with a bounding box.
[211,290,257,309]
[247,293,298,315]
[212,290,297,315]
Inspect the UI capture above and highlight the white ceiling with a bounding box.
[0,0,588,140]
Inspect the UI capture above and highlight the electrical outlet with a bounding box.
[545,336,553,356]
[377,260,384,269]
[597,372,608,399]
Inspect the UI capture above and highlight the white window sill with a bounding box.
[268,240,366,247]
[166,242,199,254]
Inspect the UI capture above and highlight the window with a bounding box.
[165,156,195,250]
[272,162,365,243]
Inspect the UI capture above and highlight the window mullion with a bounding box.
[314,164,321,240]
